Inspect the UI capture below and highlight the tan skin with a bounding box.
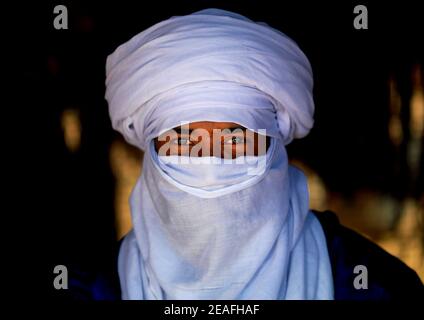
[154,121,270,159]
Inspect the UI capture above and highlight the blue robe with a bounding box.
[63,211,424,300]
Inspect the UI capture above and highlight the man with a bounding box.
[71,8,423,300]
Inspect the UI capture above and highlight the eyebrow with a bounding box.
[173,126,247,134]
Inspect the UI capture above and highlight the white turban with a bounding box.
[105,8,314,150]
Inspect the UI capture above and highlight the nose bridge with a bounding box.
[207,130,219,157]
[195,129,221,157]
[210,128,225,157]
[190,128,212,157]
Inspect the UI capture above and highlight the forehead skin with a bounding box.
[180,121,243,131]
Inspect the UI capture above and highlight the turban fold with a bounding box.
[105,8,314,150]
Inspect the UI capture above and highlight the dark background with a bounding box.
[16,0,423,299]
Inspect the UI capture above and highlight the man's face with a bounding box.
[154,121,270,159]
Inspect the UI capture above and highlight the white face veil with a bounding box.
[105,8,334,300]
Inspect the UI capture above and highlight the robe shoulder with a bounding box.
[63,211,423,300]
[313,210,424,300]
[58,239,122,301]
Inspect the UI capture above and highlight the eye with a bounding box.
[171,138,192,145]
[225,136,245,145]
